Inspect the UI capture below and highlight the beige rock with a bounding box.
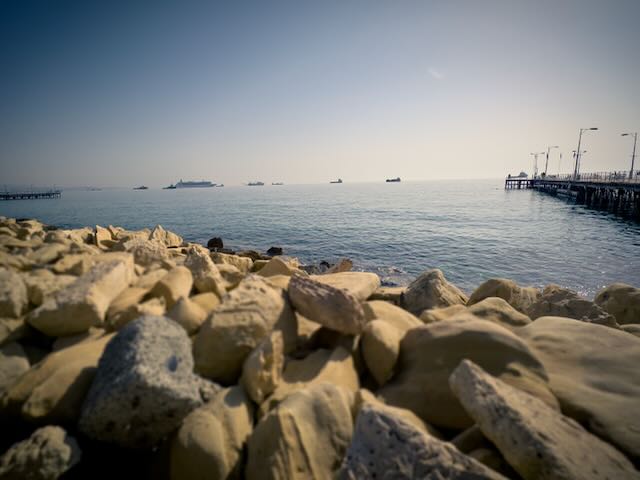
[517,316,640,460]
[211,252,253,273]
[361,319,400,386]
[52,327,106,351]
[0,342,29,394]
[194,275,296,384]
[190,292,221,314]
[127,238,172,267]
[368,286,406,304]
[184,246,226,297]
[0,251,31,270]
[251,259,269,272]
[150,265,193,308]
[26,243,68,265]
[450,360,639,480]
[468,278,540,314]
[257,257,300,278]
[310,272,381,301]
[168,296,208,334]
[23,270,76,306]
[363,300,422,332]
[247,383,353,480]
[51,253,94,276]
[0,317,27,346]
[107,296,166,331]
[288,274,366,335]
[379,315,557,430]
[133,267,168,289]
[106,286,149,326]
[401,269,468,315]
[241,331,284,404]
[94,224,114,249]
[0,425,81,480]
[621,323,640,337]
[325,258,353,273]
[216,263,245,287]
[170,386,253,480]
[263,274,292,291]
[419,304,468,323]
[0,268,28,318]
[149,224,183,247]
[595,283,640,325]
[468,296,532,329]
[28,258,135,336]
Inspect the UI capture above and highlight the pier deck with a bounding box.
[0,190,62,201]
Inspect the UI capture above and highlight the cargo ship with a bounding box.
[175,179,215,188]
[385,177,401,183]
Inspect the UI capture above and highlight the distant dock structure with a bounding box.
[505,172,640,219]
[0,189,62,201]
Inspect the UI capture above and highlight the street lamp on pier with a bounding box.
[573,127,598,180]
[544,145,559,176]
[530,152,545,179]
[621,132,637,180]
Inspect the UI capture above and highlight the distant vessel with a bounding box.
[386,177,401,183]
[216,184,224,187]
[87,187,102,191]
[330,178,343,184]
[133,185,148,190]
[272,182,284,186]
[176,179,215,188]
[508,171,528,179]
[248,181,265,186]
[163,184,177,190]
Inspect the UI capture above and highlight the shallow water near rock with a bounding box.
[2,179,638,296]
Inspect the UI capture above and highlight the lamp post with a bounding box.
[544,145,559,176]
[530,152,545,179]
[573,127,598,180]
[621,132,637,180]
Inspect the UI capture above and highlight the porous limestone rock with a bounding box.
[517,316,640,461]
[211,252,253,274]
[149,265,193,308]
[0,268,28,318]
[419,304,468,323]
[246,383,353,480]
[167,296,208,334]
[0,426,81,480]
[467,296,532,328]
[106,286,149,326]
[379,315,557,429]
[51,253,95,276]
[149,224,183,248]
[450,360,639,480]
[363,300,422,332]
[123,238,171,267]
[190,292,220,314]
[339,402,506,480]
[194,275,296,384]
[368,286,406,304]
[106,296,165,331]
[79,316,202,448]
[361,319,400,386]
[241,331,284,404]
[94,225,114,249]
[595,283,640,325]
[133,267,168,289]
[401,269,468,315]
[0,342,29,394]
[23,270,76,307]
[184,246,226,297]
[257,257,299,278]
[26,243,68,266]
[288,274,366,335]
[310,272,381,301]
[170,386,253,480]
[27,258,135,336]
[468,278,540,314]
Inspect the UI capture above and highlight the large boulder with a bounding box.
[450,360,639,480]
[379,316,557,429]
[310,272,381,301]
[194,275,296,384]
[246,383,353,480]
[467,278,540,314]
[211,252,253,274]
[23,270,76,307]
[0,268,28,318]
[0,426,81,480]
[257,257,300,278]
[167,296,208,334]
[241,331,284,404]
[595,283,640,325]
[288,274,366,335]
[170,386,253,480]
[467,296,532,329]
[183,246,226,298]
[0,342,29,394]
[401,269,467,315]
[0,317,27,347]
[149,266,193,309]
[79,316,203,448]
[339,402,506,480]
[360,319,400,386]
[27,258,135,336]
[517,316,640,461]
[363,300,422,332]
[149,224,183,248]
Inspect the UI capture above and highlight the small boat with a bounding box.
[215,184,224,187]
[163,184,177,190]
[330,178,343,184]
[385,177,401,183]
[248,181,265,186]
[133,185,149,190]
[272,182,284,186]
[87,187,102,191]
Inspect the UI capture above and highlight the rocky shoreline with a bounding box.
[0,216,639,479]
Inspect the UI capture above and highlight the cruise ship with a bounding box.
[175,179,215,188]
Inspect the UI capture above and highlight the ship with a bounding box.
[272,182,284,186]
[385,177,401,183]
[330,178,343,184]
[175,179,215,188]
[163,184,176,190]
[247,181,265,186]
[133,185,149,190]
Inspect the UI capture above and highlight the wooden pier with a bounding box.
[0,190,62,201]
[505,172,640,219]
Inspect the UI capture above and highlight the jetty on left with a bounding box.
[0,189,61,201]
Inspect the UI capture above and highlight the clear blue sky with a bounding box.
[1,0,639,187]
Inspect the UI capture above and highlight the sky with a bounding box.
[1,0,639,188]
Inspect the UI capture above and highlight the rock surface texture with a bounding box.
[401,269,468,315]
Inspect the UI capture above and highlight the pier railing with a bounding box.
[535,172,640,184]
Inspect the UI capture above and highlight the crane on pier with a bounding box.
[530,152,545,179]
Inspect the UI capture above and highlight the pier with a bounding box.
[505,172,640,219]
[0,190,62,201]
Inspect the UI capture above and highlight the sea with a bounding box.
[1,179,639,298]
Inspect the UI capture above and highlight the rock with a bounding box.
[107,296,165,331]
[517,316,640,460]
[167,296,208,334]
[149,266,193,308]
[170,386,253,480]
[621,324,640,337]
[94,224,114,249]
[2,334,112,423]
[51,253,94,276]
[184,246,226,297]
[266,246,283,256]
[207,237,224,250]
[51,327,105,351]
[468,296,532,329]
[241,331,284,405]
[379,316,557,430]
[401,269,468,315]
[468,278,540,314]
[339,401,506,480]
[237,250,264,261]
[0,268,28,318]
[23,270,76,307]
[0,317,27,346]
[0,426,81,480]
[27,258,135,336]
[310,272,381,301]
[105,286,149,328]
[194,275,296,384]
[215,263,245,287]
[211,252,253,274]
[0,342,29,394]
[368,286,405,304]
[246,383,353,480]
[79,316,203,448]
[251,259,268,272]
[257,257,299,278]
[525,285,617,327]
[26,243,68,266]
[288,274,366,335]
[325,258,353,274]
[361,320,400,386]
[149,224,183,248]
[419,304,468,323]
[190,292,220,314]
[449,360,639,480]
[363,300,422,332]
[124,238,172,267]
[595,283,640,325]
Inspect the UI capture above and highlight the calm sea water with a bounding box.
[1,180,639,297]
